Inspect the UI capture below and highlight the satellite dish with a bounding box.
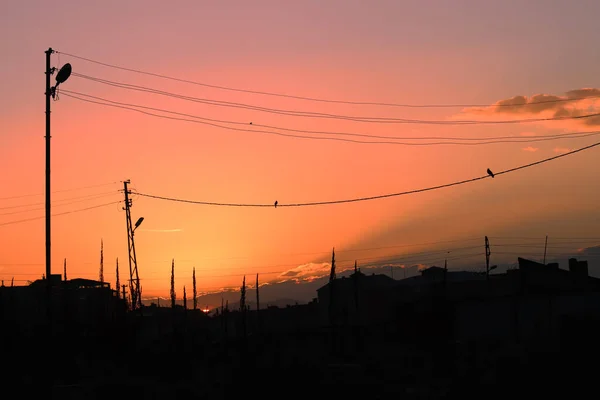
[55,63,72,85]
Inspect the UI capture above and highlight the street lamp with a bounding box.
[134,217,144,231]
[45,47,72,284]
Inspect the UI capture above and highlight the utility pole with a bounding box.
[123,180,142,310]
[43,48,71,331]
[543,235,548,265]
[45,48,53,285]
[115,258,120,299]
[485,236,491,281]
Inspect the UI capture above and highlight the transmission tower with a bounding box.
[123,180,143,310]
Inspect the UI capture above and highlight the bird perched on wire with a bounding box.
[274,201,278,208]
[487,168,495,178]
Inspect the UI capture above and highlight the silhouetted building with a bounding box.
[317,271,396,325]
[0,275,125,339]
[452,257,600,343]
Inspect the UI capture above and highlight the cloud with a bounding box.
[452,88,600,130]
[553,147,571,154]
[522,146,539,152]
[278,262,330,280]
[138,228,183,233]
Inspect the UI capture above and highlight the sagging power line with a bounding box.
[0,181,119,201]
[0,201,121,227]
[67,73,600,125]
[60,90,600,146]
[57,51,600,109]
[129,141,600,208]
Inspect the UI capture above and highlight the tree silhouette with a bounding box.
[193,267,197,310]
[115,258,120,299]
[99,239,104,283]
[170,259,176,309]
[353,260,359,310]
[329,247,336,325]
[63,258,67,281]
[183,286,187,310]
[240,275,246,312]
[240,276,247,339]
[256,273,260,312]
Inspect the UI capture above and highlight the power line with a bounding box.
[130,141,600,208]
[68,73,600,125]
[62,90,600,146]
[0,201,121,227]
[0,191,119,212]
[5,235,595,270]
[2,248,484,281]
[0,181,119,201]
[60,89,600,146]
[57,51,600,109]
[0,236,486,267]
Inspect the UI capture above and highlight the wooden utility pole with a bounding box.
[115,258,120,299]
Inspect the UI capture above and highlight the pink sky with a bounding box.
[1,1,599,297]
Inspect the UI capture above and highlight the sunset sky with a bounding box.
[1,1,599,299]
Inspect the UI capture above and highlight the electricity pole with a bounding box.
[45,48,53,284]
[123,180,143,310]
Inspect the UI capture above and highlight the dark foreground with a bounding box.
[3,318,599,399]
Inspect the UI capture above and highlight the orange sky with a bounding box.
[1,1,599,297]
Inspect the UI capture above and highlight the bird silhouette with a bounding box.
[274,201,278,208]
[487,168,495,178]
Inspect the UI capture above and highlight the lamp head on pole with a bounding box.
[134,217,144,230]
[51,63,72,99]
[55,63,72,86]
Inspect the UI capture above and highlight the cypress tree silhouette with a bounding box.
[353,260,359,311]
[193,267,198,310]
[10,277,14,287]
[240,275,246,312]
[115,258,120,299]
[329,248,336,325]
[240,276,247,340]
[170,259,176,309]
[256,273,260,312]
[183,286,187,310]
[63,258,67,281]
[99,239,104,283]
